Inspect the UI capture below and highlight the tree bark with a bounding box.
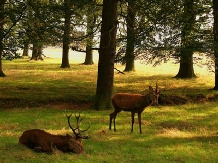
[31,43,43,60]
[22,41,29,57]
[0,0,6,77]
[94,0,118,110]
[124,1,136,72]
[61,0,71,68]
[213,0,218,89]
[83,12,94,65]
[84,47,94,65]
[175,0,196,78]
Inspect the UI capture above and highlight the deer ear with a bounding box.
[149,86,153,91]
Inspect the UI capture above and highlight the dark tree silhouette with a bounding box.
[94,0,118,110]
[175,0,196,78]
[61,0,71,68]
[213,0,218,89]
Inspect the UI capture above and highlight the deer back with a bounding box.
[112,85,160,112]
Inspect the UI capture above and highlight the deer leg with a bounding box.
[131,112,135,132]
[109,113,113,130]
[113,113,117,132]
[110,112,117,132]
[41,146,51,153]
[138,112,142,134]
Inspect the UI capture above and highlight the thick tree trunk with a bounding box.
[61,0,71,68]
[94,0,118,110]
[22,41,29,57]
[0,0,6,77]
[31,43,43,60]
[84,47,94,65]
[175,56,196,78]
[213,0,218,90]
[124,1,136,72]
[175,0,196,78]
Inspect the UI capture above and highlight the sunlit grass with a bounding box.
[0,103,218,162]
[0,50,218,162]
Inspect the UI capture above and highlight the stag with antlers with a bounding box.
[19,113,90,154]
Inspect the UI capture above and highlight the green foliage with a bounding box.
[116,0,213,68]
[2,0,27,60]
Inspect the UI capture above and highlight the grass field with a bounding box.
[0,51,218,163]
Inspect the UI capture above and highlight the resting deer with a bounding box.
[19,114,90,154]
[109,84,160,133]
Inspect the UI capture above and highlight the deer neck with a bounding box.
[143,93,153,107]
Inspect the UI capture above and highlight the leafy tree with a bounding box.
[116,0,212,78]
[83,13,95,65]
[61,0,71,68]
[83,2,100,65]
[94,0,118,110]
[69,1,101,65]
[175,0,197,78]
[0,0,27,76]
[61,0,100,67]
[123,1,136,71]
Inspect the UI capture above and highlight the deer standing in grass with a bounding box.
[109,84,160,133]
[19,114,90,154]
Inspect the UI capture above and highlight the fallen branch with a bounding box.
[114,68,125,74]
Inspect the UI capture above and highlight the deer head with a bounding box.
[65,113,90,154]
[149,82,160,105]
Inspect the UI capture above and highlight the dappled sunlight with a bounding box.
[42,48,99,64]
[157,128,195,138]
[0,130,18,137]
[46,128,69,135]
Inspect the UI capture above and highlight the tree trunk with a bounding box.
[124,1,136,72]
[31,43,43,60]
[84,46,94,65]
[0,0,6,77]
[93,0,118,110]
[83,12,94,65]
[213,0,218,90]
[61,0,71,68]
[175,0,196,78]
[22,41,29,57]
[175,56,196,78]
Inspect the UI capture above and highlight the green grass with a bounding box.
[1,104,218,163]
[0,57,218,162]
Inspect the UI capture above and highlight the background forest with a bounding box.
[0,0,218,162]
[1,0,218,110]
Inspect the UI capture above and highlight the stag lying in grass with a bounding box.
[19,114,90,154]
[109,84,160,133]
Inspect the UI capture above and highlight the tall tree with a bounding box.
[94,0,118,110]
[83,10,95,65]
[213,0,218,89]
[175,0,196,78]
[0,0,6,77]
[61,0,71,68]
[124,1,136,71]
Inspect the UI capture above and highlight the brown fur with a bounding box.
[19,129,84,154]
[109,86,160,133]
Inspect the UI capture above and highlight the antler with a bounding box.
[66,113,90,139]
